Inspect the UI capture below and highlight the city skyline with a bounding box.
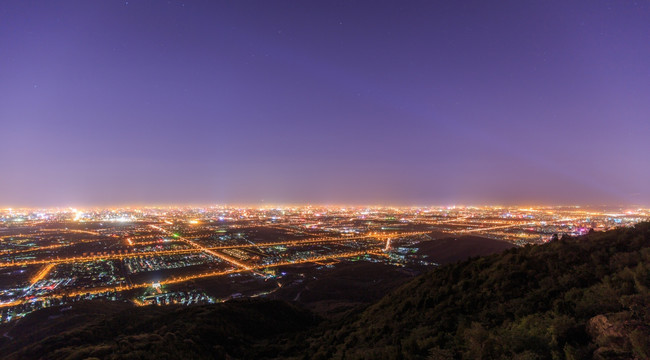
[2,1,650,207]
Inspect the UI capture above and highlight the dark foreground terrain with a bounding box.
[1,225,648,359]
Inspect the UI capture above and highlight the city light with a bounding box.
[0,205,647,321]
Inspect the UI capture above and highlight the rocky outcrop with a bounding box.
[588,313,650,360]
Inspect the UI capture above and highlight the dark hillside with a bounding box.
[1,299,318,360]
[305,223,650,359]
[0,300,134,355]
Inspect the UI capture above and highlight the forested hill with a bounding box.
[305,223,650,359]
[0,300,318,360]
[1,224,649,359]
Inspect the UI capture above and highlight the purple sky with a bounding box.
[1,1,649,207]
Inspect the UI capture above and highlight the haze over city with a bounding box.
[2,0,649,207]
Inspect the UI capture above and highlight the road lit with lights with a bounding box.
[0,205,647,321]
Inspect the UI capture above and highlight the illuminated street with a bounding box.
[0,205,647,321]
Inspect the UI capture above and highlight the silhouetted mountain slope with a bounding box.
[304,223,650,359]
[0,300,134,356]
[0,300,318,360]
[2,225,649,360]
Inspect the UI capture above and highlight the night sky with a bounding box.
[1,1,649,207]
